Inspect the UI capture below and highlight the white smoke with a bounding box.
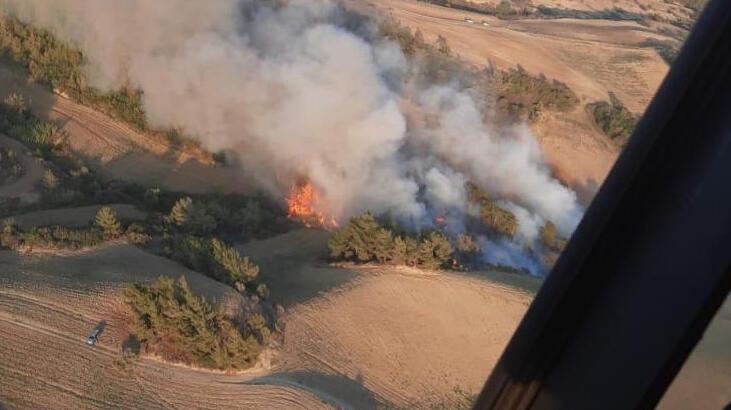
[1,0,583,272]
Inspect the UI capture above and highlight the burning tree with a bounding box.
[286,181,338,230]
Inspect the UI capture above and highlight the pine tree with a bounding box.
[167,197,193,226]
[42,169,58,191]
[210,238,259,289]
[95,206,121,238]
[540,221,559,250]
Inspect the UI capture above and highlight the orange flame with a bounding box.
[286,182,338,230]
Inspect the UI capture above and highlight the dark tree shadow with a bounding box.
[122,334,141,355]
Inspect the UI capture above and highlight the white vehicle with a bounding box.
[464,18,474,24]
[86,322,105,346]
[482,21,490,27]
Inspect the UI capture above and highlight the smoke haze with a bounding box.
[1,0,583,273]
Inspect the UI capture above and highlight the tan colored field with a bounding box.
[350,0,677,195]
[0,245,329,410]
[0,230,539,408]
[0,66,252,195]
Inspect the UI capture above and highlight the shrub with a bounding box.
[125,276,268,370]
[125,223,151,246]
[19,226,105,250]
[95,206,122,238]
[589,92,638,142]
[496,65,579,120]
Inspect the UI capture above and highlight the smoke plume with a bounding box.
[1,0,583,273]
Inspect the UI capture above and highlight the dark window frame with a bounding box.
[475,1,731,408]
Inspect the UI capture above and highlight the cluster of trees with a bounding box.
[640,38,679,64]
[0,146,22,184]
[329,214,455,270]
[0,16,203,150]
[125,276,271,370]
[494,65,579,121]
[0,206,150,251]
[162,196,268,296]
[418,0,531,19]
[588,92,638,143]
[378,19,465,85]
[466,182,519,239]
[0,93,65,153]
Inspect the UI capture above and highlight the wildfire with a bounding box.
[286,181,338,230]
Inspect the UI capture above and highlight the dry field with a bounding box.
[0,245,330,410]
[349,0,678,195]
[0,230,539,409]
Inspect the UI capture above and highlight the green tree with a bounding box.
[167,196,216,234]
[480,201,518,238]
[329,213,394,263]
[210,238,259,291]
[95,206,121,238]
[41,169,58,191]
[417,232,454,269]
[125,276,266,370]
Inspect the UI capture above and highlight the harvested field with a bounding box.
[0,230,540,408]
[0,245,330,410]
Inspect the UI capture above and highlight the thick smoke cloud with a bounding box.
[1,0,583,273]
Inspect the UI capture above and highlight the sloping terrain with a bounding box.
[351,0,675,194]
[11,204,146,230]
[0,245,330,410]
[0,230,539,409]
[240,229,540,407]
[0,133,44,203]
[0,65,252,195]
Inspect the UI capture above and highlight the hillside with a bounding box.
[0,232,539,408]
[349,0,679,199]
